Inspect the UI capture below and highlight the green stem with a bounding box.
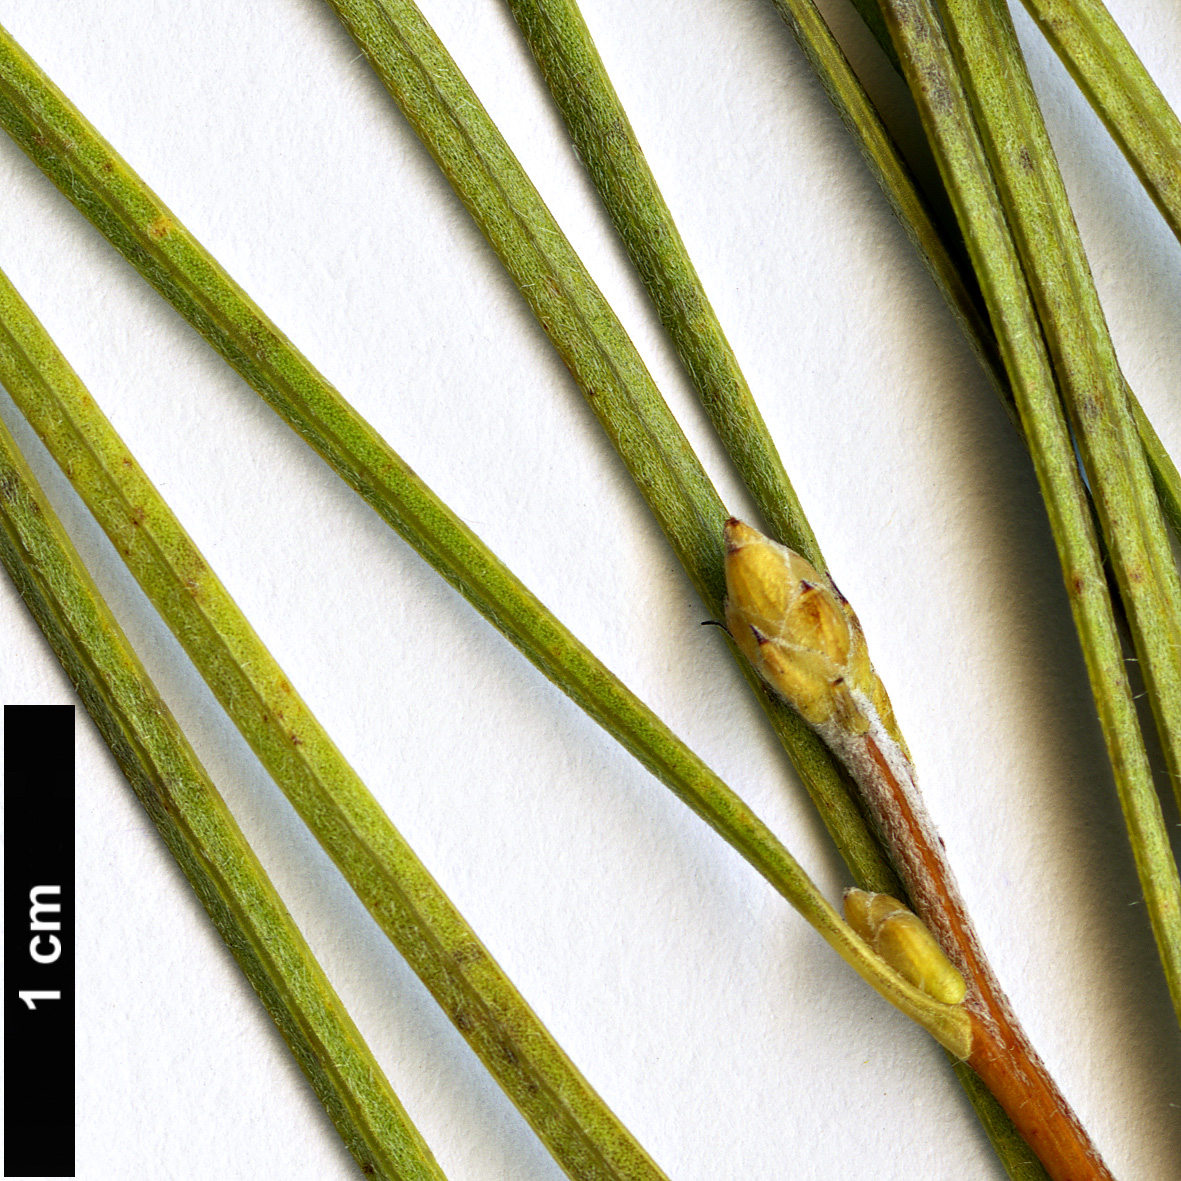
[0,416,447,1181]
[1020,0,1181,245]
[0,254,968,1178]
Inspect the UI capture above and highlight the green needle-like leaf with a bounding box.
[879,0,1181,1036]
[503,0,823,570]
[1021,0,1181,245]
[0,416,448,1181]
[765,0,1011,412]
[752,0,1181,1056]
[875,1,1178,1171]
[0,10,899,896]
[314,0,903,894]
[494,2,1054,1174]
[760,0,1180,542]
[0,12,1115,1171]
[936,0,1181,828]
[773,0,1181,541]
[0,267,671,1181]
[0,239,972,1181]
[1132,392,1181,539]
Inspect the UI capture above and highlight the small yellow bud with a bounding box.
[723,519,865,729]
[844,888,967,1005]
[721,519,906,749]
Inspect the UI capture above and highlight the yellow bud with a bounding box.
[721,519,907,750]
[723,519,862,728]
[844,889,967,1005]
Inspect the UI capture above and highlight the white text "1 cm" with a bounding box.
[19,884,63,1011]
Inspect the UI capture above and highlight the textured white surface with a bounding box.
[0,0,1179,1178]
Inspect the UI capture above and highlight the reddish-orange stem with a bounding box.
[853,734,1112,1181]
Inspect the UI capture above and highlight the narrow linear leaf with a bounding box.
[1132,393,1181,540]
[482,3,1175,1178]
[0,13,1106,1173]
[764,0,1011,413]
[768,0,1181,538]
[936,0,1181,825]
[0,416,448,1181]
[1020,0,1181,244]
[754,0,1181,1087]
[758,0,1181,1041]
[319,5,1136,1176]
[504,0,823,571]
[0,271,669,1181]
[497,2,1049,1175]
[0,256,971,1179]
[878,0,1181,1170]
[848,0,905,72]
[0,12,898,895]
[315,0,902,893]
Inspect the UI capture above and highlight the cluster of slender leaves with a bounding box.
[0,1,1177,1178]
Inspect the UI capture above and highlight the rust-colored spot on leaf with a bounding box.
[451,942,485,967]
[925,75,952,115]
[147,215,173,241]
[604,117,631,148]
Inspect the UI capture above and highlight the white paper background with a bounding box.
[0,0,1178,1177]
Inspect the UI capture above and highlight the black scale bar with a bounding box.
[4,705,74,1179]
